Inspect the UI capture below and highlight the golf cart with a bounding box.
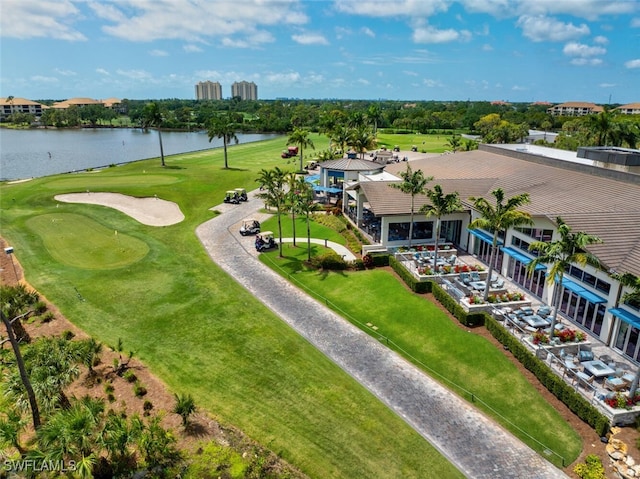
[224,190,240,204]
[234,188,248,202]
[240,219,261,236]
[255,231,277,252]
[305,160,319,170]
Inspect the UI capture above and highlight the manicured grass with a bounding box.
[0,135,464,479]
[260,215,346,245]
[259,242,582,468]
[376,132,458,153]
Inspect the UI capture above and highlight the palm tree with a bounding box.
[173,393,196,427]
[207,113,239,169]
[527,217,602,339]
[141,102,165,167]
[293,178,322,261]
[389,165,433,249]
[329,125,351,157]
[366,104,383,134]
[469,188,533,300]
[586,108,616,146]
[447,135,461,152]
[285,172,301,247]
[287,128,315,173]
[420,185,463,271]
[256,167,287,257]
[80,337,103,378]
[349,126,377,159]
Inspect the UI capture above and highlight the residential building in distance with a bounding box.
[195,81,222,100]
[547,101,604,116]
[616,103,640,115]
[231,81,258,100]
[0,97,46,119]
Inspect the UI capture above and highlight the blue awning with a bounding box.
[468,229,503,246]
[501,246,546,271]
[305,174,320,183]
[562,278,606,304]
[611,308,640,329]
[327,171,344,178]
[314,186,342,194]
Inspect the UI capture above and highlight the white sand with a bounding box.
[54,192,184,226]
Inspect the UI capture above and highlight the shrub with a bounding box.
[310,251,348,270]
[352,259,365,270]
[123,370,137,383]
[104,383,115,394]
[41,311,55,322]
[573,454,605,479]
[34,301,48,315]
[107,393,116,403]
[134,381,147,397]
[61,330,75,340]
[362,254,374,268]
[143,400,154,416]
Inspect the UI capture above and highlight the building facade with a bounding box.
[231,81,258,100]
[617,103,640,115]
[0,97,45,119]
[347,144,640,364]
[195,81,222,100]
[547,102,604,117]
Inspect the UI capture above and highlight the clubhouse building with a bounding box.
[339,144,640,364]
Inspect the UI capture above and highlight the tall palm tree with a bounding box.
[207,113,239,169]
[420,185,463,271]
[329,125,351,157]
[141,102,165,167]
[285,172,301,247]
[256,167,287,257]
[469,188,533,300]
[586,108,616,146]
[287,128,315,173]
[295,179,322,261]
[366,104,382,134]
[527,217,602,339]
[389,165,432,249]
[349,126,377,159]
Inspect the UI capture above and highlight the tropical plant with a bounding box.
[586,108,616,147]
[446,135,461,152]
[469,188,533,300]
[366,104,383,134]
[527,216,602,342]
[141,102,166,167]
[295,179,323,261]
[285,172,300,247]
[349,125,377,159]
[256,167,288,257]
[287,128,315,173]
[389,165,433,248]
[207,113,239,169]
[79,337,103,378]
[173,392,196,427]
[420,185,462,271]
[329,124,351,156]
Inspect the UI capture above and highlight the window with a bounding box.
[387,221,433,242]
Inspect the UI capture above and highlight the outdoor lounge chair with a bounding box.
[459,272,471,284]
[491,278,504,289]
[470,271,481,282]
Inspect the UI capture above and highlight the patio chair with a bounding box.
[470,271,482,282]
[537,305,552,316]
[448,254,457,265]
[491,278,504,289]
[459,272,471,284]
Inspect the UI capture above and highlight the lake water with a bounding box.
[0,128,279,181]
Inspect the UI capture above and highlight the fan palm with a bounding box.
[207,113,239,169]
[527,217,602,339]
[256,167,288,257]
[469,188,533,300]
[141,102,165,167]
[287,128,315,173]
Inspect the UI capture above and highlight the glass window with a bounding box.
[615,321,629,350]
[626,327,640,358]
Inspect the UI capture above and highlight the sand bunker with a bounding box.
[55,192,184,226]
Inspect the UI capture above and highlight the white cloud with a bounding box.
[150,49,169,57]
[563,42,606,58]
[116,69,154,81]
[333,0,449,18]
[465,0,637,21]
[625,59,640,69]
[482,43,493,51]
[357,78,370,86]
[292,33,329,45]
[632,18,640,27]
[403,70,419,76]
[593,35,608,45]
[413,25,472,43]
[183,44,203,53]
[511,85,527,91]
[423,78,443,87]
[516,15,589,42]
[90,0,307,43]
[361,27,375,38]
[0,0,86,40]
[96,68,110,76]
[335,26,351,39]
[265,72,301,84]
[599,83,616,88]
[31,75,59,83]
[570,58,603,66]
[54,68,76,76]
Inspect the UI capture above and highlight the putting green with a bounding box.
[26,213,149,269]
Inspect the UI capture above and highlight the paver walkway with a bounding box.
[196,192,569,479]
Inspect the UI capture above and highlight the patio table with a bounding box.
[522,314,550,329]
[582,360,616,378]
[469,281,486,291]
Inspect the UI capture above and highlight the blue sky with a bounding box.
[1,0,639,103]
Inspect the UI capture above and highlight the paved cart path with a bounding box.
[196,192,569,479]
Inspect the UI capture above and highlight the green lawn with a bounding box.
[376,132,460,153]
[1,134,465,479]
[259,219,582,469]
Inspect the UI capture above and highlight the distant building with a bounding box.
[547,102,604,117]
[616,103,640,115]
[195,81,222,101]
[51,97,104,109]
[0,97,46,119]
[231,81,258,101]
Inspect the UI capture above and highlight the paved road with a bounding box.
[196,192,569,479]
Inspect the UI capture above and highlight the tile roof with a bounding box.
[319,158,385,171]
[367,148,640,276]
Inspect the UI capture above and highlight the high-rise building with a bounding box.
[195,81,222,100]
[231,81,258,100]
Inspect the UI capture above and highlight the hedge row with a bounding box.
[389,256,610,436]
[485,315,609,437]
